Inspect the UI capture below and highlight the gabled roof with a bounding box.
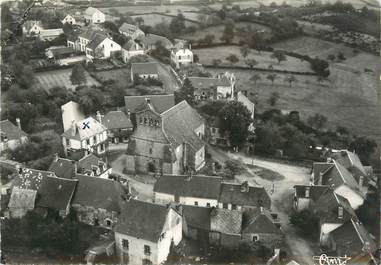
[330,219,377,257]
[14,168,56,190]
[47,46,75,57]
[23,20,43,32]
[62,116,107,141]
[84,7,103,16]
[182,205,211,230]
[293,185,330,202]
[136,34,173,48]
[124,94,175,114]
[49,157,76,179]
[131,62,159,75]
[188,77,230,90]
[72,174,127,212]
[78,29,105,41]
[332,150,367,176]
[242,207,282,235]
[0,120,28,140]
[8,187,37,210]
[122,39,142,51]
[219,182,271,208]
[161,100,205,151]
[102,111,132,130]
[323,160,361,192]
[86,33,108,51]
[114,199,173,242]
[312,162,334,185]
[119,23,139,33]
[154,174,222,200]
[77,153,104,172]
[210,208,242,235]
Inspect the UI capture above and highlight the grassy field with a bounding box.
[246,164,285,181]
[194,45,313,72]
[130,13,198,27]
[100,5,200,16]
[35,68,100,93]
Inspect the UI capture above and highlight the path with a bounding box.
[151,57,180,93]
[208,145,316,265]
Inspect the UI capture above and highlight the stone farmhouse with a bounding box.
[119,23,145,40]
[131,62,160,82]
[84,7,106,24]
[22,20,63,40]
[114,199,182,265]
[0,119,28,152]
[125,100,205,175]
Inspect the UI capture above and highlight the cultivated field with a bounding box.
[35,68,100,93]
[130,13,198,27]
[194,45,313,73]
[100,5,200,16]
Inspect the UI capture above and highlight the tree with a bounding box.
[240,45,250,59]
[77,87,105,115]
[70,64,87,86]
[226,54,239,65]
[174,78,195,105]
[268,92,280,106]
[284,75,297,87]
[169,13,186,34]
[204,34,215,46]
[135,17,144,26]
[349,136,377,165]
[250,73,261,85]
[311,58,330,77]
[317,76,325,84]
[212,59,222,66]
[103,21,119,33]
[222,159,245,179]
[271,50,287,64]
[307,113,328,129]
[220,20,235,44]
[337,52,346,61]
[289,209,319,238]
[219,101,252,147]
[266,73,277,85]
[245,58,257,68]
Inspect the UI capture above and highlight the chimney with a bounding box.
[16,118,21,129]
[241,181,249,192]
[53,153,59,162]
[96,111,102,123]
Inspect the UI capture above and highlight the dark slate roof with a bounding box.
[330,219,377,256]
[48,46,75,57]
[154,175,222,200]
[0,120,28,140]
[49,157,76,179]
[122,39,142,51]
[114,199,172,242]
[322,160,361,193]
[161,100,205,151]
[242,207,282,235]
[86,33,108,51]
[188,77,230,90]
[219,183,271,208]
[312,162,334,185]
[36,176,78,211]
[131,62,159,75]
[182,205,211,230]
[124,94,175,114]
[314,189,357,224]
[102,111,133,130]
[14,168,57,190]
[72,174,127,212]
[8,187,37,209]
[293,185,330,202]
[210,208,242,234]
[136,34,173,48]
[78,153,103,172]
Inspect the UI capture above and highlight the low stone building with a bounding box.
[48,155,77,179]
[101,110,133,144]
[77,153,112,179]
[131,62,159,82]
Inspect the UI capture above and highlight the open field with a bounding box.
[130,13,198,27]
[194,45,313,73]
[181,22,272,43]
[35,68,100,93]
[100,5,200,16]
[206,61,380,140]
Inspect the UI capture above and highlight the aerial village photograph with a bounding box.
[0,0,379,264]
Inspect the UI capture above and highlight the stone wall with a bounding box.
[73,204,118,229]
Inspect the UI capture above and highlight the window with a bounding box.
[223,203,228,209]
[206,203,211,207]
[149,118,153,126]
[176,217,180,225]
[305,187,310,198]
[100,144,105,151]
[144,118,148,125]
[194,201,198,206]
[111,43,113,47]
[211,128,216,133]
[178,55,181,60]
[66,138,70,147]
[232,204,237,210]
[139,117,143,124]
[122,239,129,250]
[106,219,112,227]
[154,120,159,126]
[93,136,97,144]
[253,235,258,242]
[86,139,90,145]
[338,207,343,219]
[144,245,151,255]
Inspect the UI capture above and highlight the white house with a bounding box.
[84,7,105,24]
[154,174,222,207]
[85,34,121,61]
[114,199,182,265]
[170,47,193,69]
[119,23,145,40]
[61,14,76,25]
[61,101,85,132]
[0,119,28,152]
[188,73,235,101]
[122,40,144,63]
[22,20,43,36]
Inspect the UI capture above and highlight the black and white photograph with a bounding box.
[0,0,380,264]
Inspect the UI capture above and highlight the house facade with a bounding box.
[84,7,105,24]
[22,20,43,36]
[0,119,28,152]
[122,40,144,62]
[131,62,159,82]
[77,153,112,179]
[114,199,182,265]
[125,100,205,175]
[119,23,145,40]
[171,48,193,69]
[61,14,76,25]
[85,35,121,61]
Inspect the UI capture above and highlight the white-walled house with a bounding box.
[171,47,193,69]
[114,199,182,265]
[85,34,121,61]
[61,14,76,25]
[22,20,43,36]
[122,40,144,62]
[84,7,105,24]
[119,23,145,40]
[154,174,222,207]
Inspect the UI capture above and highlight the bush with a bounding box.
[289,209,319,238]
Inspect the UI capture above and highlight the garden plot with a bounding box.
[130,13,198,27]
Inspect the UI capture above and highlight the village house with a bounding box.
[219,182,271,210]
[85,33,121,61]
[124,94,175,128]
[114,199,182,265]
[293,185,330,211]
[72,174,129,229]
[39,28,64,41]
[131,62,159,82]
[9,167,78,218]
[188,72,236,101]
[101,110,133,144]
[77,153,112,179]
[48,154,77,179]
[119,23,145,40]
[312,159,365,209]
[136,34,173,51]
[121,40,145,63]
[208,117,230,147]
[61,116,108,157]
[327,218,377,263]
[125,100,205,175]
[154,174,222,207]
[171,45,193,69]
[22,20,43,36]
[61,14,77,25]
[84,7,106,24]
[0,119,28,152]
